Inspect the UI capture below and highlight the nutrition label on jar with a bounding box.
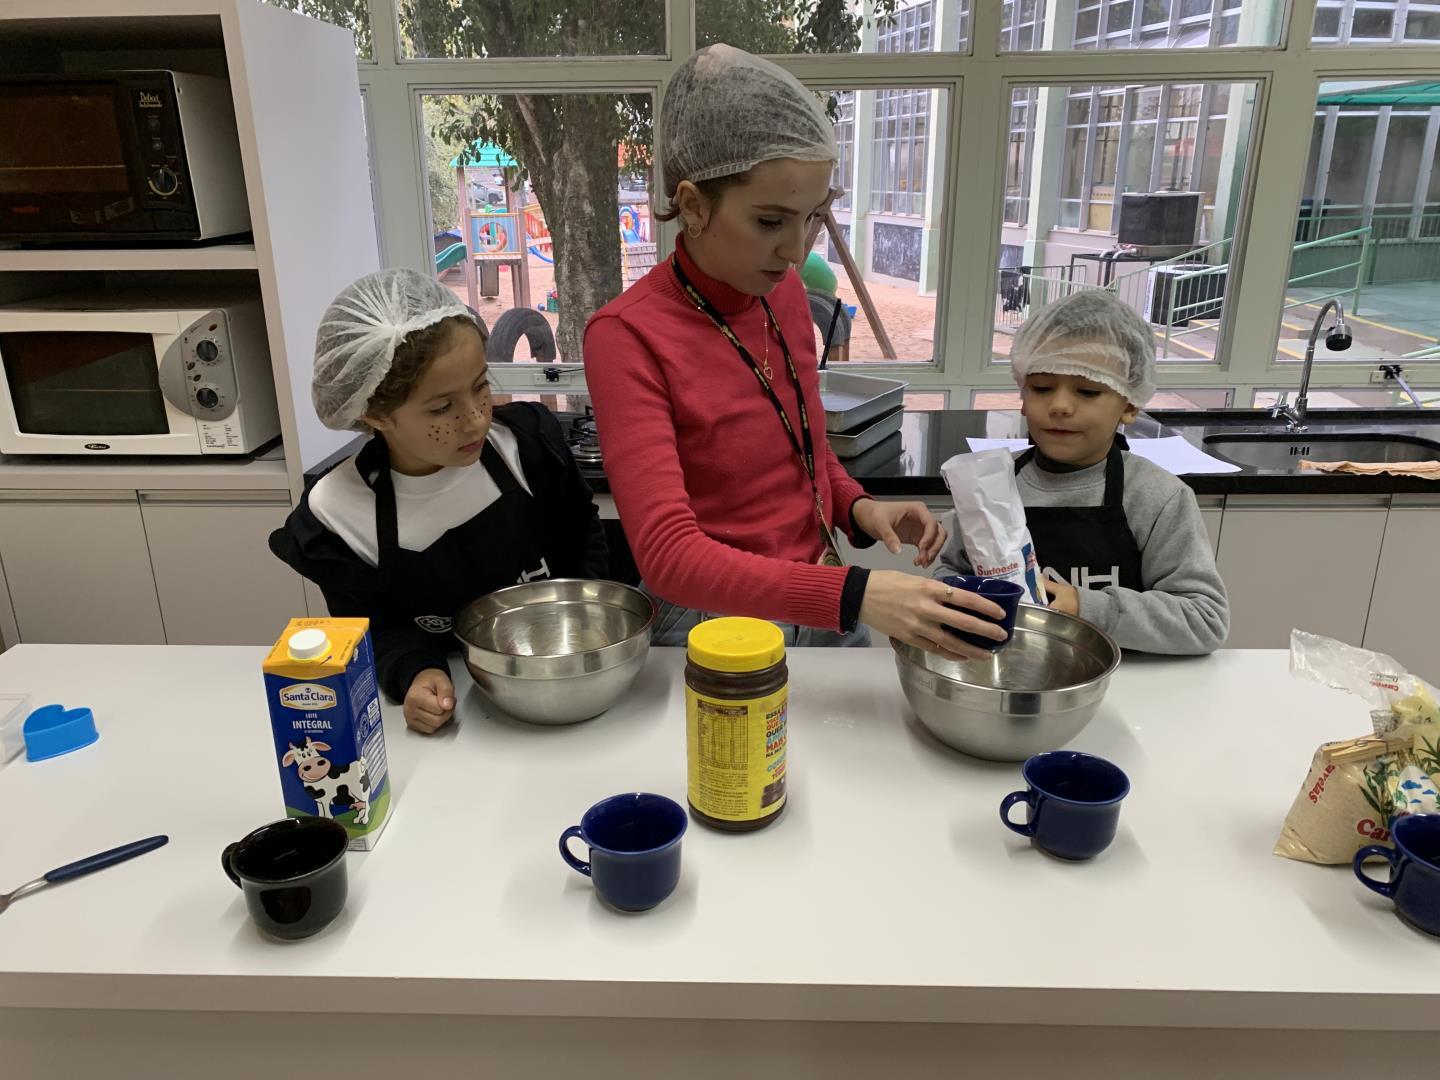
[687,690,786,822]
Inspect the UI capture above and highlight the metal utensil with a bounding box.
[893,606,1120,761]
[454,579,655,725]
[0,834,169,913]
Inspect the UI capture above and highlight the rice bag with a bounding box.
[940,449,1047,605]
[1274,632,1440,865]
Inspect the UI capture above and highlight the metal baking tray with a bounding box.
[827,405,904,459]
[820,370,908,433]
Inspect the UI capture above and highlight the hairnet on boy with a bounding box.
[1011,290,1157,407]
[661,44,838,199]
[312,268,480,432]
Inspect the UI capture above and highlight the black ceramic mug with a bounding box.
[222,817,349,940]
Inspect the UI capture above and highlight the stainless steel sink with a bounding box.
[1204,433,1440,470]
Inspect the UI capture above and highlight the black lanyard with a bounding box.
[671,255,823,508]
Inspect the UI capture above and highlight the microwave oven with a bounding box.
[0,71,250,243]
[0,290,280,456]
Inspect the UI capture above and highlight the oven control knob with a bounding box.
[195,386,220,409]
[195,339,220,363]
[150,167,179,197]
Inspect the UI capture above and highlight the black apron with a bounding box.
[1015,442,1144,593]
[358,434,551,634]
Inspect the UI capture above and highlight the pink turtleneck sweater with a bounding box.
[583,240,870,631]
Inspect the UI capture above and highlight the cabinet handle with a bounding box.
[0,490,138,505]
[138,490,291,507]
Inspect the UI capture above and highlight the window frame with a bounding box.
[343,0,1440,402]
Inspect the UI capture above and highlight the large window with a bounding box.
[420,92,654,364]
[1277,80,1440,363]
[1013,0,1282,50]
[1314,1,1440,44]
[401,0,665,57]
[275,0,1440,406]
[997,80,1259,364]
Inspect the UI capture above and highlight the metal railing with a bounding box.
[995,264,1092,329]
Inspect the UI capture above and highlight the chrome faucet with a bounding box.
[1272,299,1352,432]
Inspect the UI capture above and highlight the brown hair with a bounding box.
[654,171,753,223]
[364,313,488,421]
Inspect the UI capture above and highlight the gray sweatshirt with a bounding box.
[934,451,1230,655]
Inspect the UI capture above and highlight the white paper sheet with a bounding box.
[965,434,1241,474]
[1128,436,1242,474]
[965,438,1030,453]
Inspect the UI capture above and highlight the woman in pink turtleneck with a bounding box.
[583,45,1002,658]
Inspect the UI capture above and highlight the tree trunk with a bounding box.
[505,94,623,362]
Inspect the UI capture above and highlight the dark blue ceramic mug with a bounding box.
[940,575,1025,650]
[560,793,687,912]
[1000,751,1131,861]
[1353,813,1440,938]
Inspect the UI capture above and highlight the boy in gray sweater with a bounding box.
[936,291,1229,655]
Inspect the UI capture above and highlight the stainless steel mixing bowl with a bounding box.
[454,579,656,725]
[892,605,1120,761]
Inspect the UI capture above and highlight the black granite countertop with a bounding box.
[304,397,1440,498]
[569,405,1440,498]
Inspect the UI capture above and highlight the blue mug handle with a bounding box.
[559,826,591,877]
[1000,791,1036,837]
[1352,844,1399,898]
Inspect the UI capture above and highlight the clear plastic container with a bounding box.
[0,693,33,764]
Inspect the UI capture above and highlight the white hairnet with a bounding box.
[1011,290,1157,407]
[312,268,479,431]
[661,44,837,199]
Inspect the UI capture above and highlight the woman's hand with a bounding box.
[858,571,1006,661]
[852,498,948,567]
[405,668,455,734]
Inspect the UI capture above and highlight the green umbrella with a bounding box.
[1317,81,1440,107]
[448,141,518,168]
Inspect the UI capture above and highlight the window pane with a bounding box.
[996,81,1259,367]
[1276,81,1440,364]
[1011,0,1281,49]
[814,86,952,363]
[1313,0,1440,44]
[261,0,371,58]
[699,0,968,55]
[402,0,663,58]
[419,92,654,363]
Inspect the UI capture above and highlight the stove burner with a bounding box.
[567,408,602,466]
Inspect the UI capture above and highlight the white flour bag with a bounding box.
[941,448,1047,606]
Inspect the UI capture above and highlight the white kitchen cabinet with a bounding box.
[0,491,166,644]
[1197,496,1224,554]
[1363,500,1440,684]
[139,490,305,645]
[1215,497,1389,649]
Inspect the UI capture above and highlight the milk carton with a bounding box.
[263,618,391,850]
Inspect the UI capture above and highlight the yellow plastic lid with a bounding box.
[687,618,785,673]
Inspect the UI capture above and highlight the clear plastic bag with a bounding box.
[1275,631,1440,864]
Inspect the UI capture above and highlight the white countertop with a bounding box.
[0,644,1433,1029]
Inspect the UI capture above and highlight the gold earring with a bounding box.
[687,222,702,239]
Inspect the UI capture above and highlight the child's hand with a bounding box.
[405,668,455,734]
[852,499,948,566]
[1044,578,1081,615]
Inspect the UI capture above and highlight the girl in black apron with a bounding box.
[271,269,607,734]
